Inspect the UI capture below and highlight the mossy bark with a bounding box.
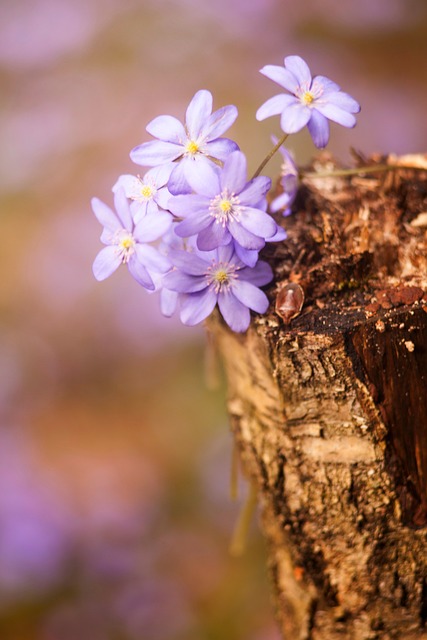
[211,153,427,639]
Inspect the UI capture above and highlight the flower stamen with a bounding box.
[220,200,232,213]
[185,140,200,156]
[206,261,238,293]
[301,90,315,106]
[140,184,154,200]
[209,191,241,226]
[114,231,136,263]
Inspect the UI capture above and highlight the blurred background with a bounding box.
[1,0,427,638]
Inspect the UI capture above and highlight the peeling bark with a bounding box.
[211,154,427,639]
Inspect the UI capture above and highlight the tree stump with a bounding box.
[211,153,427,639]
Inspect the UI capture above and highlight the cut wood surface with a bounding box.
[211,153,427,639]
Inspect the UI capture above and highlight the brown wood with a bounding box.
[211,153,427,639]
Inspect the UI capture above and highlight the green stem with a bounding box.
[301,163,420,180]
[251,133,289,179]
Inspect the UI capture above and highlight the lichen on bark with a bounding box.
[211,153,427,639]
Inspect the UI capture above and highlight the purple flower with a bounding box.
[91,188,171,290]
[113,164,173,223]
[162,244,273,333]
[269,139,299,216]
[168,150,280,266]
[130,90,239,195]
[256,55,360,148]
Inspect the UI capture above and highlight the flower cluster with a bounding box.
[92,56,360,332]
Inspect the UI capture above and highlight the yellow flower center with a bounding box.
[301,91,315,105]
[209,191,241,226]
[185,140,200,156]
[119,236,135,251]
[141,185,153,199]
[206,260,238,293]
[219,199,232,213]
[116,233,136,263]
[213,269,229,284]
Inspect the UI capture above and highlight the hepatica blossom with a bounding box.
[91,54,360,333]
[256,55,360,148]
[92,188,171,290]
[169,151,280,264]
[163,245,273,333]
[130,89,239,195]
[113,164,173,223]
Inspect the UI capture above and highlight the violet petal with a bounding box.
[202,104,238,140]
[259,65,299,93]
[91,198,121,233]
[233,244,259,267]
[205,137,239,161]
[92,246,122,281]
[256,94,296,121]
[241,260,273,286]
[128,254,155,289]
[134,244,171,273]
[232,279,269,313]
[197,222,231,251]
[163,270,207,293]
[313,75,341,94]
[130,140,182,166]
[307,109,330,148]
[228,219,265,250]
[146,115,186,143]
[280,103,311,133]
[167,161,192,196]
[284,55,312,86]
[160,289,179,317]
[168,249,209,275]
[184,157,220,196]
[133,210,172,243]
[168,194,211,218]
[220,151,247,194]
[217,292,250,332]
[314,103,357,127]
[238,176,271,206]
[239,208,277,238]
[186,90,213,139]
[175,211,212,237]
[114,188,133,232]
[180,289,217,325]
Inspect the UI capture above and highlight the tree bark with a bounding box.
[211,153,427,639]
